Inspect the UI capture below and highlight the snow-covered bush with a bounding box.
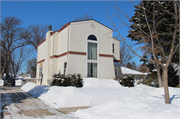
[115,76,134,87]
[51,73,83,87]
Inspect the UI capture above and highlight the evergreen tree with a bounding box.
[132,61,137,70]
[128,1,179,62]
[126,62,132,69]
[128,1,179,88]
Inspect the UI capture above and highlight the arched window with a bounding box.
[87,35,97,41]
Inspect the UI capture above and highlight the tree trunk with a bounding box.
[1,67,5,79]
[163,68,170,104]
[157,67,163,87]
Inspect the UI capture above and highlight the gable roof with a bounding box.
[37,19,113,47]
[70,19,113,31]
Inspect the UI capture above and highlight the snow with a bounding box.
[114,62,148,75]
[15,79,23,86]
[121,66,148,75]
[0,79,4,86]
[21,78,180,119]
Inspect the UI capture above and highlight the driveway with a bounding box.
[0,86,72,119]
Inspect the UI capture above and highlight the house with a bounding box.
[114,62,148,79]
[36,20,122,85]
[17,74,31,79]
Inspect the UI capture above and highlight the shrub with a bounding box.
[51,73,83,87]
[115,76,134,87]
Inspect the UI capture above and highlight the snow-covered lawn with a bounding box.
[21,78,180,119]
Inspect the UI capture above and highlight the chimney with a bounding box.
[48,25,52,31]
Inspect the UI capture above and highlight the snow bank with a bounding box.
[82,78,122,88]
[21,82,38,91]
[0,79,4,86]
[21,78,180,119]
[75,84,180,119]
[15,80,23,86]
[21,78,126,108]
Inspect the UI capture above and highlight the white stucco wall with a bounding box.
[57,56,67,74]
[69,20,113,54]
[66,54,87,77]
[112,38,120,61]
[58,26,69,55]
[37,40,46,62]
[36,38,47,84]
[99,57,115,79]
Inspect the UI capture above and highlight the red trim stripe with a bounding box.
[99,54,113,57]
[37,38,46,47]
[57,22,70,32]
[37,59,45,64]
[68,51,86,55]
[50,51,86,59]
[50,52,67,59]
[50,52,114,59]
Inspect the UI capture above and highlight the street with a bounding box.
[0,86,72,119]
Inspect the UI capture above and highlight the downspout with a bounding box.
[66,24,70,74]
[51,33,55,85]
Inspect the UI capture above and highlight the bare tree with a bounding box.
[120,39,134,66]
[106,1,179,104]
[73,14,93,21]
[26,58,36,78]
[10,47,29,77]
[23,24,48,50]
[1,16,27,78]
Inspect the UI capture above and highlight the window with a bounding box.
[88,63,97,78]
[39,67,42,77]
[88,43,97,60]
[87,35,97,41]
[87,35,98,78]
[64,62,67,74]
[112,43,115,53]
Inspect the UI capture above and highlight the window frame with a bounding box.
[112,43,115,54]
[87,34,99,78]
[64,62,67,75]
[39,66,43,77]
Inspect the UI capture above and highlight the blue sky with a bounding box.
[1,0,142,73]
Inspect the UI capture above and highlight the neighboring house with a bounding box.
[114,62,147,79]
[17,74,31,79]
[36,20,122,85]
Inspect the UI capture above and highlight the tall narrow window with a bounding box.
[39,67,42,77]
[88,43,97,60]
[87,34,98,78]
[88,63,97,78]
[64,62,67,74]
[112,43,115,53]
